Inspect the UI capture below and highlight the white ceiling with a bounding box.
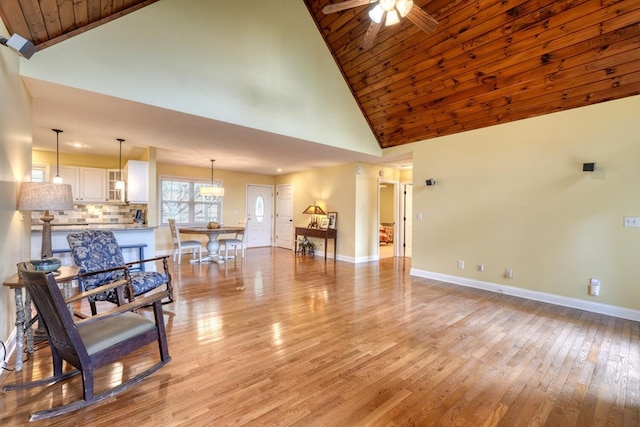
[26,78,411,176]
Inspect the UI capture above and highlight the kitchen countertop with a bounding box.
[31,224,157,232]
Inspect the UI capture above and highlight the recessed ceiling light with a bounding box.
[68,142,86,148]
[276,168,283,173]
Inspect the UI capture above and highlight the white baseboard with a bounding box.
[410,268,640,322]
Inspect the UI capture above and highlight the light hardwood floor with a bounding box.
[1,248,639,426]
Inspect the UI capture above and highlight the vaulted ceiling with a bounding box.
[2,0,640,151]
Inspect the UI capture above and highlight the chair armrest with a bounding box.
[124,255,170,268]
[75,290,169,326]
[65,279,129,304]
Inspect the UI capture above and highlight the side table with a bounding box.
[2,265,79,371]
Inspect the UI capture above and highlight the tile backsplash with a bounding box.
[30,203,147,225]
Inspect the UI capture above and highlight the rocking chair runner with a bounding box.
[3,263,171,421]
[66,230,173,314]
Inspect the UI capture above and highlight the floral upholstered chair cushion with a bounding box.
[67,230,172,310]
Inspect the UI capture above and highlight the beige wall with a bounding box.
[20,0,380,158]
[154,163,275,253]
[0,19,33,346]
[276,163,399,261]
[408,95,640,311]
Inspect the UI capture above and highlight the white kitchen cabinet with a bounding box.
[107,169,124,202]
[56,166,107,203]
[124,160,149,203]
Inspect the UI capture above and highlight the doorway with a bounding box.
[378,180,397,258]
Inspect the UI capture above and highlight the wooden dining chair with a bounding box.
[169,218,202,263]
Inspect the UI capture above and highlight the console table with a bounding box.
[295,227,337,261]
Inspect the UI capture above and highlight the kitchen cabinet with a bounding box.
[57,166,107,203]
[124,160,149,203]
[107,169,123,202]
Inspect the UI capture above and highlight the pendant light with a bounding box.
[199,159,225,198]
[52,129,63,184]
[115,138,125,191]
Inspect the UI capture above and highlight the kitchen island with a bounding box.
[31,224,157,271]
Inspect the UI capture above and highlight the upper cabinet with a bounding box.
[46,162,149,204]
[124,160,149,203]
[57,166,106,203]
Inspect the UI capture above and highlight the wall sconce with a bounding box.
[425,178,436,186]
[582,163,596,172]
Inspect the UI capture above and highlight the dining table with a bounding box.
[179,226,245,264]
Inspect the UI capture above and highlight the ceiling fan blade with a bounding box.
[322,0,376,14]
[406,6,439,34]
[362,16,383,49]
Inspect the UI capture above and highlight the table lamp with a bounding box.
[302,202,326,228]
[18,182,74,259]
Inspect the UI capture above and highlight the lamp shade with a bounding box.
[200,186,225,197]
[18,182,74,211]
[302,204,326,216]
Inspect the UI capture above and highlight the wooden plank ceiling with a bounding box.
[0,0,157,51]
[1,0,639,149]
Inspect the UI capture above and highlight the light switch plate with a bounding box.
[624,217,640,227]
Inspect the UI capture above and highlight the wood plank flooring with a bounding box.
[1,248,639,426]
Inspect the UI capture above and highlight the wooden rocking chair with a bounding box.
[2,263,171,422]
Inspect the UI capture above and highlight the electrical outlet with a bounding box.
[590,278,600,296]
[624,217,640,227]
[457,260,464,269]
[505,268,513,279]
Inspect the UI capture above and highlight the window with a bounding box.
[32,164,49,182]
[159,176,223,225]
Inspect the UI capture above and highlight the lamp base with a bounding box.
[40,211,54,259]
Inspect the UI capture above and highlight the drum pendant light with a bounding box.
[199,159,225,198]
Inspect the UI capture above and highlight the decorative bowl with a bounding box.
[207,222,220,229]
[29,258,62,272]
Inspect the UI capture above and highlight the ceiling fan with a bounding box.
[322,0,439,49]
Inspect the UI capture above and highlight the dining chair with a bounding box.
[217,220,246,260]
[169,218,202,264]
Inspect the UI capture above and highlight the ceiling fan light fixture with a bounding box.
[386,9,400,26]
[379,0,396,11]
[368,4,384,24]
[396,0,413,17]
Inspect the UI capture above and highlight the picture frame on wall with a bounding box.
[319,218,330,229]
[327,212,337,229]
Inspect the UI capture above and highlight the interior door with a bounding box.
[276,184,294,249]
[246,185,274,247]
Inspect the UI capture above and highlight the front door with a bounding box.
[276,184,294,249]
[246,184,273,248]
